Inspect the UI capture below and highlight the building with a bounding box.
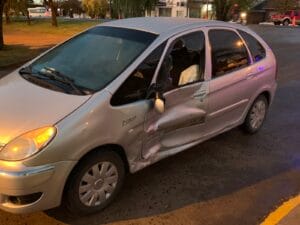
[146,0,214,19]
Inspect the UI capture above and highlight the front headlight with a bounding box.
[0,127,56,161]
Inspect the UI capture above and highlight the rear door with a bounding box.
[205,28,253,133]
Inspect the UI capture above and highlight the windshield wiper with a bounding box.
[19,66,33,75]
[39,67,87,95]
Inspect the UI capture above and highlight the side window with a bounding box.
[238,30,266,63]
[209,29,250,78]
[157,31,205,92]
[111,42,166,106]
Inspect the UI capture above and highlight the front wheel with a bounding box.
[243,95,268,134]
[65,151,125,215]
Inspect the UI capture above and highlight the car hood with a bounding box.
[0,71,91,146]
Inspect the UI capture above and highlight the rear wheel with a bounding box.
[65,151,125,215]
[283,19,290,26]
[243,95,268,134]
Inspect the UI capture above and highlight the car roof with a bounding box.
[101,17,245,37]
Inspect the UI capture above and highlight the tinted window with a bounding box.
[209,30,250,78]
[111,42,166,106]
[29,27,157,93]
[238,30,266,63]
[157,31,205,92]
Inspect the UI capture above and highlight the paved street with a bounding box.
[0,25,300,225]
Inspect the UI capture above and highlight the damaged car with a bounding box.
[0,17,277,214]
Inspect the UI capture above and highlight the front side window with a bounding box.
[157,31,206,92]
[111,42,166,106]
[27,27,157,94]
[209,29,250,78]
[238,30,266,63]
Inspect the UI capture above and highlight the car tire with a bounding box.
[283,19,290,26]
[64,150,125,215]
[243,95,268,134]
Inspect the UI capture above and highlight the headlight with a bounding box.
[0,127,56,161]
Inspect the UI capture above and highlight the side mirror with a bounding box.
[154,92,165,114]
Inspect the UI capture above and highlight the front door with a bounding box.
[142,30,209,160]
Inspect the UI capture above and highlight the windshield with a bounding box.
[28,26,157,94]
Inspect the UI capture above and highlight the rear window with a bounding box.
[209,29,250,78]
[238,30,266,63]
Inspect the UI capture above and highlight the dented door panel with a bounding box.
[142,81,209,159]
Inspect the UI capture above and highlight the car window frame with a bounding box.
[207,27,253,80]
[152,27,208,95]
[237,29,267,65]
[110,41,167,106]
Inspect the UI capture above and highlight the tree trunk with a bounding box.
[25,10,31,25]
[49,0,58,27]
[0,0,5,50]
[214,0,232,21]
[4,3,10,24]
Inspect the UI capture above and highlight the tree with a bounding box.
[4,0,31,25]
[213,0,260,21]
[214,0,232,21]
[0,0,6,50]
[111,0,158,18]
[44,0,58,26]
[270,0,299,12]
[82,0,108,18]
[4,0,11,24]
[61,0,83,17]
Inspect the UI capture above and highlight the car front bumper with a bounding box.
[0,160,76,214]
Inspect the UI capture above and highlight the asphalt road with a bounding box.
[0,25,300,225]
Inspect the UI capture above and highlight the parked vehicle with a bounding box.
[270,10,300,26]
[28,7,51,18]
[0,17,277,215]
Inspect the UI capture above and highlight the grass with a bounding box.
[0,18,100,68]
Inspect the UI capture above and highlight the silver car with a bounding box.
[0,17,277,214]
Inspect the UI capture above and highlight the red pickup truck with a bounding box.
[270,10,300,26]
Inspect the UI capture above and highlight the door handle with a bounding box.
[246,72,256,80]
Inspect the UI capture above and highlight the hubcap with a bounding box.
[249,100,266,130]
[79,161,118,207]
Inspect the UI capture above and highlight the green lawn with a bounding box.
[0,18,100,68]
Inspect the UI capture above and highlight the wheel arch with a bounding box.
[241,89,272,123]
[283,18,291,24]
[62,143,130,201]
[260,90,271,105]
